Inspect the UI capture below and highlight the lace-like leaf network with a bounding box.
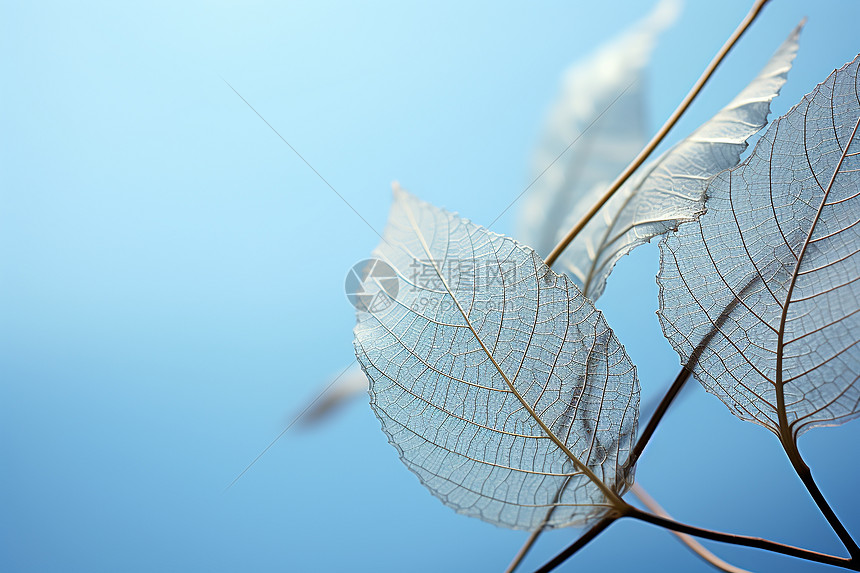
[527,21,801,301]
[354,189,638,530]
[658,55,860,438]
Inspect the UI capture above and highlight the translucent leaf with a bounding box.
[354,188,639,529]
[519,0,680,259]
[658,54,860,438]
[555,23,802,300]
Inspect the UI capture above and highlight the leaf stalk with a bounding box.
[780,435,860,560]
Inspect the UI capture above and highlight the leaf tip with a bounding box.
[390,180,412,204]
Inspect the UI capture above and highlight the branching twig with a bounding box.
[537,506,857,573]
[625,507,857,571]
[515,1,860,571]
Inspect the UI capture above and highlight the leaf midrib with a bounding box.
[775,109,860,439]
[400,197,626,509]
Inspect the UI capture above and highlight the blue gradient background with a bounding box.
[2,1,860,571]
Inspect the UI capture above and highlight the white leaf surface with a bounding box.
[354,188,638,529]
[658,54,860,437]
[518,0,680,259]
[556,22,802,300]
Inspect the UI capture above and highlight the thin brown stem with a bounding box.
[626,507,858,571]
[543,0,771,269]
[505,479,570,573]
[509,479,746,573]
[628,366,691,468]
[532,516,616,573]
[781,436,860,560]
[537,507,858,573]
[505,527,545,573]
[631,271,761,466]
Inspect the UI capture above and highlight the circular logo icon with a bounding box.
[345,258,399,313]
